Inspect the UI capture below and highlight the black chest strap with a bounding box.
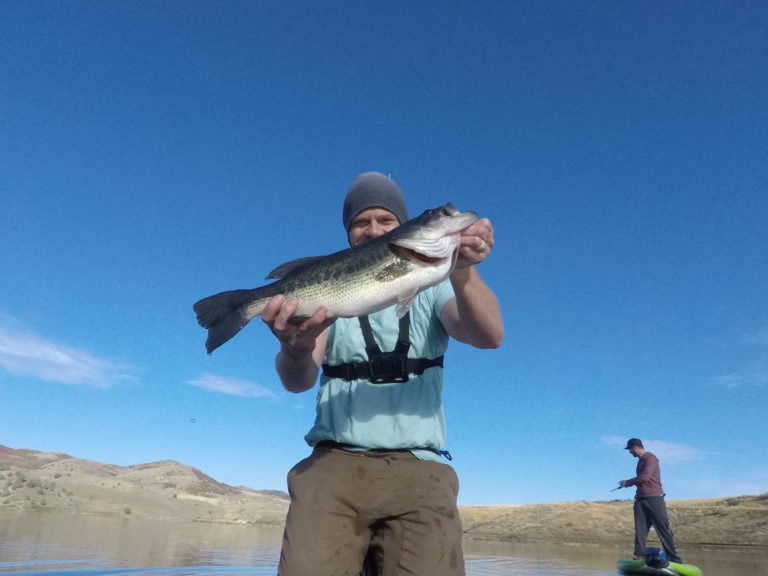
[321,312,444,384]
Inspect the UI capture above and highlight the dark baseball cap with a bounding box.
[625,438,643,450]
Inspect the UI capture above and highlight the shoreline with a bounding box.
[3,445,766,548]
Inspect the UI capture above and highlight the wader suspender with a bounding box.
[321,312,444,384]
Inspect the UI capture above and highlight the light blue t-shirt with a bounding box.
[305,282,455,462]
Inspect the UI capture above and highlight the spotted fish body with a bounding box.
[193,203,477,353]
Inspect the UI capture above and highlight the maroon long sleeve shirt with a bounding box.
[624,451,665,498]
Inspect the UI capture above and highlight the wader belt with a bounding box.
[321,312,444,384]
[315,439,452,461]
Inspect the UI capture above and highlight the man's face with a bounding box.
[628,445,641,457]
[348,207,400,246]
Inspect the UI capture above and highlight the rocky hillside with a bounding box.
[0,444,288,525]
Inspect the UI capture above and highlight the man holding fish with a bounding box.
[265,171,503,576]
[196,171,503,575]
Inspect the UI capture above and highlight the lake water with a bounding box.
[1,512,766,575]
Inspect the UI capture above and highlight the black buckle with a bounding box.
[340,363,356,382]
[368,352,409,384]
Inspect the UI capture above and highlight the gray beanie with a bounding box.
[342,172,409,232]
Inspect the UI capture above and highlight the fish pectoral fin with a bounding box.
[395,291,418,318]
[374,259,412,282]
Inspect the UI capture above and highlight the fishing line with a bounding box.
[426,167,436,207]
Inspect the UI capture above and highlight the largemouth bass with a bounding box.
[193,203,477,353]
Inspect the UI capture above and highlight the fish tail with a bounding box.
[193,289,264,354]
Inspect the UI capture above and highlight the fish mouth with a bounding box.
[400,247,450,264]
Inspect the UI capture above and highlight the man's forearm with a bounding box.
[450,267,504,348]
[276,347,319,393]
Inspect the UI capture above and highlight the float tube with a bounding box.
[617,558,702,576]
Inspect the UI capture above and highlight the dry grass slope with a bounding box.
[460,495,768,547]
[2,445,766,547]
[0,445,288,526]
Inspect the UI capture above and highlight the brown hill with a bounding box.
[2,445,766,547]
[0,444,288,525]
[460,495,768,547]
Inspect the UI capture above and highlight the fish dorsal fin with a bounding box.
[265,256,325,280]
[395,290,418,318]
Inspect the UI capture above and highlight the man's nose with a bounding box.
[368,222,386,237]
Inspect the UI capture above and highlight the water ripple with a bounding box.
[0,559,616,576]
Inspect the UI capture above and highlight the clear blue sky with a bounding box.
[1,1,766,506]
